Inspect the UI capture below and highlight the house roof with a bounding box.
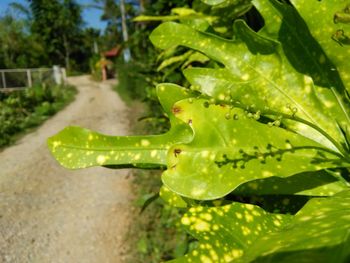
[104,46,122,57]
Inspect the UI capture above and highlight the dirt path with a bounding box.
[0,76,134,263]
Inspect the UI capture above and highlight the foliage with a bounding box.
[114,59,150,104]
[0,15,46,69]
[0,1,101,73]
[129,170,190,262]
[49,0,350,262]
[29,0,84,71]
[0,84,76,147]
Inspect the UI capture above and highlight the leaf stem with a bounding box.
[330,86,350,125]
[263,109,349,160]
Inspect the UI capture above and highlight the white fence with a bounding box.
[0,67,67,92]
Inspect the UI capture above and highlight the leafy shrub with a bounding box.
[129,170,190,262]
[114,59,151,103]
[0,84,76,147]
[49,0,350,262]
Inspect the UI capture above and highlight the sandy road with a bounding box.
[0,76,134,263]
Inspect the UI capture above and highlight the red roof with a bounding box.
[104,46,122,57]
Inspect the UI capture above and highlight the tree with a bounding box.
[0,14,45,69]
[29,0,84,71]
[88,0,142,61]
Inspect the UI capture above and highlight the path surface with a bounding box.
[0,76,134,263]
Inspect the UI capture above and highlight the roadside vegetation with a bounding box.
[0,84,76,147]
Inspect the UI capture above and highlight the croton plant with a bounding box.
[49,0,350,262]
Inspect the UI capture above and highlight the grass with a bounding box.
[127,169,190,263]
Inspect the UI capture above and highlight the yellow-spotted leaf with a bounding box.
[160,185,188,208]
[291,0,350,95]
[48,84,193,169]
[169,203,292,263]
[171,190,350,263]
[162,99,346,200]
[237,190,350,263]
[254,0,350,143]
[150,21,345,151]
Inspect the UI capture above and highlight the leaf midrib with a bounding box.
[52,144,168,152]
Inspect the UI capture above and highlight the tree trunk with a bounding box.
[120,0,131,62]
[63,34,70,72]
[139,0,145,13]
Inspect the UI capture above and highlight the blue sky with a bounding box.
[0,0,107,30]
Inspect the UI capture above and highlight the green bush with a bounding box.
[114,59,151,103]
[0,84,76,147]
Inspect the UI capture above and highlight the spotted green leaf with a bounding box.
[160,185,188,208]
[253,0,350,142]
[237,190,350,263]
[169,202,292,263]
[291,0,350,94]
[48,84,193,169]
[171,190,350,263]
[162,99,345,200]
[134,7,205,22]
[150,21,344,150]
[134,7,213,32]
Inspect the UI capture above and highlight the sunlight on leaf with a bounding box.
[48,84,193,169]
[162,99,345,200]
[171,190,350,263]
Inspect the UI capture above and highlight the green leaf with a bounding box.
[252,0,281,37]
[201,0,237,5]
[134,8,203,22]
[233,170,349,197]
[202,0,226,5]
[150,21,344,150]
[181,52,210,69]
[134,15,184,22]
[162,99,344,200]
[134,7,214,32]
[172,190,350,263]
[157,50,193,71]
[47,84,193,169]
[238,190,350,263]
[245,195,311,215]
[253,0,350,141]
[291,0,350,95]
[160,185,188,208]
[170,202,292,262]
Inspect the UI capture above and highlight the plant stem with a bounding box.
[264,109,349,161]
